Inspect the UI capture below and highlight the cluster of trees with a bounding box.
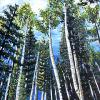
[0,0,100,100]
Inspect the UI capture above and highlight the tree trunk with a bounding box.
[84,64,95,100]
[64,3,79,97]
[90,66,100,94]
[4,73,11,100]
[48,18,63,100]
[73,51,84,100]
[95,22,100,43]
[88,80,96,100]
[34,52,39,100]
[54,86,58,100]
[95,62,100,72]
[34,83,38,100]
[15,35,26,100]
[30,52,40,100]
[41,91,45,100]
[63,73,70,100]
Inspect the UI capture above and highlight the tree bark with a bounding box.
[95,22,100,43]
[95,62,100,72]
[90,66,100,94]
[63,73,70,100]
[48,16,63,100]
[4,73,11,100]
[15,34,26,100]
[30,52,40,100]
[41,91,45,100]
[64,3,79,97]
[73,51,84,100]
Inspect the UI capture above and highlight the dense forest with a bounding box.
[0,0,100,100]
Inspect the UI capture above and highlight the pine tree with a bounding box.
[22,26,37,99]
[0,4,23,99]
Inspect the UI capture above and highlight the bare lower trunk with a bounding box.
[34,52,39,100]
[73,52,84,100]
[49,19,63,100]
[63,73,70,100]
[95,62,100,72]
[15,36,26,100]
[90,66,100,94]
[84,64,95,100]
[54,86,58,100]
[30,52,40,100]
[4,73,11,100]
[44,92,46,100]
[88,80,95,100]
[50,81,53,100]
[95,23,100,43]
[34,84,38,100]
[64,3,79,96]
[41,91,45,100]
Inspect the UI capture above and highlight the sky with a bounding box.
[0,0,48,14]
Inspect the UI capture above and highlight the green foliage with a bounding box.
[37,40,49,90]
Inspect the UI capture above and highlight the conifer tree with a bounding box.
[0,4,23,99]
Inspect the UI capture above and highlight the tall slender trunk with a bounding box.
[64,3,79,97]
[48,18,63,100]
[44,92,46,100]
[73,51,84,100]
[95,22,100,43]
[83,64,95,100]
[95,62,100,72]
[88,80,96,100]
[4,73,11,100]
[63,73,70,100]
[30,52,40,100]
[34,52,39,100]
[90,66,100,94]
[15,35,26,100]
[54,86,58,100]
[41,91,45,100]
[34,83,38,100]
[50,80,53,100]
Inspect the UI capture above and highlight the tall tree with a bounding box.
[0,4,23,99]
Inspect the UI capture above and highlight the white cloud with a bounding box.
[29,0,48,14]
[0,0,48,14]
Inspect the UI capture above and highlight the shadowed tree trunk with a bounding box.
[64,3,79,97]
[30,52,40,100]
[15,33,26,100]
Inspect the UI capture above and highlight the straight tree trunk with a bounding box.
[48,18,63,100]
[34,83,38,100]
[88,80,96,100]
[50,80,53,100]
[63,73,70,100]
[90,66,100,94]
[95,23,100,43]
[15,35,26,100]
[34,52,39,100]
[84,64,95,100]
[73,51,84,100]
[4,73,11,100]
[41,91,45,100]
[54,86,58,100]
[95,62,100,72]
[30,52,40,100]
[64,3,79,97]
